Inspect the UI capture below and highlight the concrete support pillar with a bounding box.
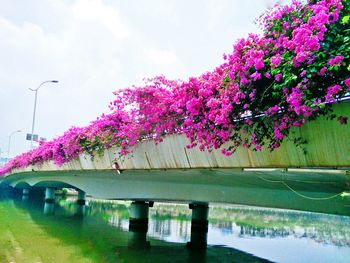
[129,201,153,230]
[44,187,55,215]
[76,190,86,216]
[128,227,151,249]
[45,187,55,203]
[128,200,153,249]
[187,203,209,249]
[77,190,86,204]
[190,203,209,229]
[22,188,29,201]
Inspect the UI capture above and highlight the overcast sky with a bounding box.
[0,0,288,158]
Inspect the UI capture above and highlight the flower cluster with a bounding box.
[1,0,349,176]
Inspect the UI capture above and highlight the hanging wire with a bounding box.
[259,176,344,200]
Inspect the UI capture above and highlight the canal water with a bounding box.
[0,191,349,263]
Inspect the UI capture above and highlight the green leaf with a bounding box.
[309,67,318,73]
[271,69,279,76]
[342,15,350,24]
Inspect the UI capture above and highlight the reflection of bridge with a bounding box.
[0,101,350,247]
[75,200,350,248]
[10,197,270,262]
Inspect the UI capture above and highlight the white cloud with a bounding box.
[72,0,129,39]
[145,48,178,66]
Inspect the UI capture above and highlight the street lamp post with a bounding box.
[8,130,21,159]
[29,80,58,148]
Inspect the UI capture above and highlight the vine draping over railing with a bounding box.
[1,0,349,176]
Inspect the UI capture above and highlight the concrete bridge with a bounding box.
[0,100,349,247]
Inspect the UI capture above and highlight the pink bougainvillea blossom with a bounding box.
[328,56,344,66]
[1,0,349,176]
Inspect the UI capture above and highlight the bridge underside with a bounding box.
[1,168,349,216]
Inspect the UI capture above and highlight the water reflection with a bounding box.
[208,206,350,248]
[60,199,350,249]
[43,202,55,214]
[3,196,266,262]
[1,190,350,262]
[76,203,85,216]
[128,227,150,249]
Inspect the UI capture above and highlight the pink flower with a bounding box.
[325,84,342,102]
[318,67,327,76]
[251,72,262,81]
[270,54,282,67]
[345,78,350,90]
[328,56,344,66]
[274,128,284,140]
[254,60,265,70]
[275,73,282,82]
